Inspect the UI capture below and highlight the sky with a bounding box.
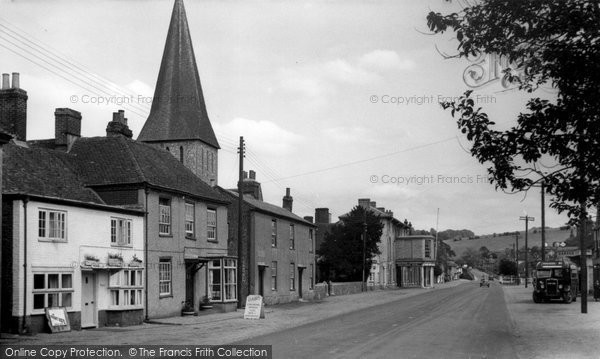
[0,0,571,234]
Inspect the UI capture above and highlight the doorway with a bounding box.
[185,262,195,308]
[81,272,96,328]
[298,267,304,298]
[258,266,265,297]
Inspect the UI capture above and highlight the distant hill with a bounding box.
[444,227,572,258]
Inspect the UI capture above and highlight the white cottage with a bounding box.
[2,143,144,333]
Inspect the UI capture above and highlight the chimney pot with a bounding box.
[2,74,9,89]
[370,201,376,208]
[11,72,19,89]
[242,171,248,179]
[286,187,290,196]
[249,170,256,180]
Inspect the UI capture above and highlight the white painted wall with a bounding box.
[11,199,144,317]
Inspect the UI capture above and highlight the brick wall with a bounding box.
[0,88,27,141]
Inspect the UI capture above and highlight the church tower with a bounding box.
[138,0,219,185]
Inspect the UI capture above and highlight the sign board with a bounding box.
[244,295,265,320]
[45,307,71,333]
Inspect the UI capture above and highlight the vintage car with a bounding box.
[532,261,578,303]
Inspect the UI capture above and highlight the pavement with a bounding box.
[3,278,598,358]
[0,280,467,345]
[502,285,600,359]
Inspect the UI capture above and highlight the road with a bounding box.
[235,281,517,359]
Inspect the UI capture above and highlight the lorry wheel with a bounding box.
[533,292,542,303]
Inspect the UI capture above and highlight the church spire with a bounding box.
[138,0,219,149]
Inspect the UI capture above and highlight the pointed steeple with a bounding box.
[138,0,219,149]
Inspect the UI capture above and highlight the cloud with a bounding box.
[321,126,379,144]
[214,117,303,156]
[359,50,415,71]
[277,50,414,98]
[126,79,154,97]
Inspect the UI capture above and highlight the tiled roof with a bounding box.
[2,142,104,204]
[67,136,229,203]
[137,0,219,148]
[220,188,315,226]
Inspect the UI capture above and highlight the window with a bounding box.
[185,203,195,237]
[207,209,217,241]
[207,259,237,302]
[159,258,172,296]
[271,261,277,291]
[309,229,314,253]
[424,240,431,258]
[38,209,66,241]
[111,218,131,245]
[290,263,295,291]
[32,273,73,310]
[223,259,237,301]
[271,220,277,247]
[109,269,143,307]
[208,260,222,301]
[159,198,171,235]
[310,264,314,290]
[289,224,295,250]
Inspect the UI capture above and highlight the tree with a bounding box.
[426,1,600,223]
[460,247,481,268]
[317,206,384,282]
[498,258,518,276]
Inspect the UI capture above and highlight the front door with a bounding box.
[81,272,96,328]
[186,262,195,307]
[298,268,304,298]
[258,267,265,297]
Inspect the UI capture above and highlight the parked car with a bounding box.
[480,278,490,287]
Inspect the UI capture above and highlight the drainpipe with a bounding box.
[144,187,149,321]
[22,197,29,333]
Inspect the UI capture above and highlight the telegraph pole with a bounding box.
[541,183,546,261]
[362,209,367,292]
[237,136,245,309]
[519,215,535,288]
[515,232,520,284]
[579,201,588,314]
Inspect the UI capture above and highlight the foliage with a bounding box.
[498,258,518,276]
[459,247,481,267]
[434,264,443,277]
[565,216,596,249]
[427,0,600,223]
[317,206,384,282]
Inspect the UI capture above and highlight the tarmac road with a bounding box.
[235,281,517,359]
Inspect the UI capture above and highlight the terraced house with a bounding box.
[220,171,317,305]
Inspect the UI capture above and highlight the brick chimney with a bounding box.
[54,108,81,151]
[358,198,371,209]
[106,110,133,138]
[370,201,376,208]
[241,169,262,200]
[282,188,293,212]
[315,208,330,224]
[0,72,27,141]
[303,216,314,223]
